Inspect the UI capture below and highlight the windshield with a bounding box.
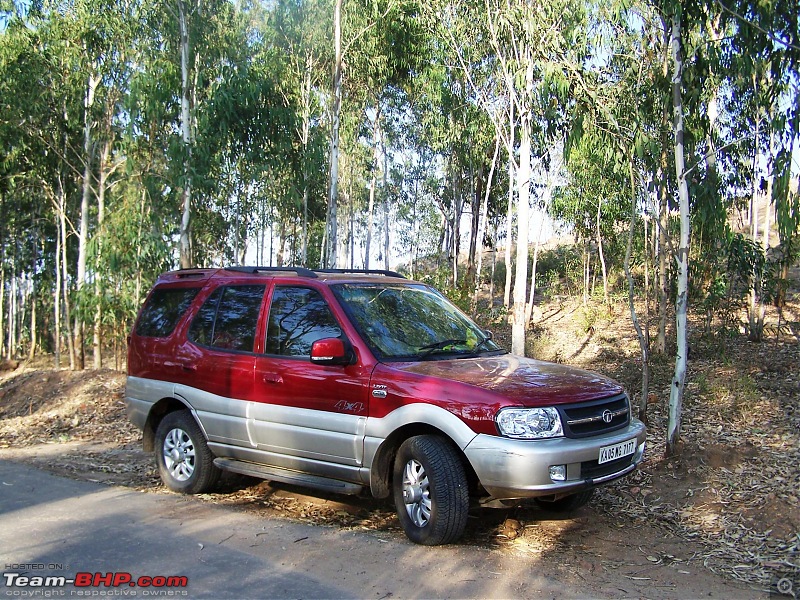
[332,283,503,360]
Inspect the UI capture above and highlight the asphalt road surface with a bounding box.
[0,460,759,599]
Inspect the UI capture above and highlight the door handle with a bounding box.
[262,373,283,384]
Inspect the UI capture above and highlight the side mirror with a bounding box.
[310,338,354,366]
[484,330,493,340]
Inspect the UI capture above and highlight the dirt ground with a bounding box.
[0,292,798,598]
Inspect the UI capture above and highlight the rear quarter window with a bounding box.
[189,285,265,352]
[135,287,200,338]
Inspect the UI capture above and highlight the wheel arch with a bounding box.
[143,397,194,452]
[368,423,480,500]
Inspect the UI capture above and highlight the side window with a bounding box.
[136,287,200,338]
[265,287,342,357]
[188,285,265,352]
[188,288,223,346]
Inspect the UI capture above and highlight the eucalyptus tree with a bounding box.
[322,0,424,268]
[441,0,588,355]
[269,0,331,266]
[552,134,629,305]
[716,0,800,341]
[0,4,98,367]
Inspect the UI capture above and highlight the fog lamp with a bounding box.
[549,465,567,482]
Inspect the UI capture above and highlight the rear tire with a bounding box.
[155,411,220,494]
[534,489,595,512]
[392,435,469,545]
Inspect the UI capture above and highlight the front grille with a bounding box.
[558,393,630,438]
[580,455,635,480]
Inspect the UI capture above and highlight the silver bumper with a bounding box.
[463,419,646,500]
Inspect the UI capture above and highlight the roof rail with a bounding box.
[315,268,406,279]
[224,266,406,279]
[224,266,318,278]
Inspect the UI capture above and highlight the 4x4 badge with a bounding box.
[335,400,365,413]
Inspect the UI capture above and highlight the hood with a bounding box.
[388,354,624,406]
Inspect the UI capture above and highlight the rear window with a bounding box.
[135,287,200,338]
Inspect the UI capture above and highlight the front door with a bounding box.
[251,285,370,473]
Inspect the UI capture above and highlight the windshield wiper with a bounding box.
[417,338,467,358]
[472,335,493,353]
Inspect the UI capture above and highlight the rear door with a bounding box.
[173,284,266,445]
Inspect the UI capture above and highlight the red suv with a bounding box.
[126,267,646,545]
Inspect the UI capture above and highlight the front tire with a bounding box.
[392,435,469,545]
[155,411,220,494]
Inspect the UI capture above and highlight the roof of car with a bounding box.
[155,266,411,286]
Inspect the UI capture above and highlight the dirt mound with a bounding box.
[0,368,136,447]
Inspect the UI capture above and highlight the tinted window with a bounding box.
[136,287,200,338]
[188,288,223,347]
[188,285,264,352]
[265,287,342,357]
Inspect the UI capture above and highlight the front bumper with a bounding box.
[463,419,646,500]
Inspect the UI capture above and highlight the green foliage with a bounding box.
[0,0,798,365]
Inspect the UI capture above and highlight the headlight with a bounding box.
[495,407,564,439]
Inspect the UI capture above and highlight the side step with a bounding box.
[213,458,364,495]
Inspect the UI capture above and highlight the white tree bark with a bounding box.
[472,136,500,312]
[75,71,100,369]
[511,56,533,356]
[178,0,193,269]
[325,0,343,269]
[667,11,691,456]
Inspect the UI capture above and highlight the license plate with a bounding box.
[598,439,636,464]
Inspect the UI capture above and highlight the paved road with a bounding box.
[0,460,760,599]
[0,460,576,599]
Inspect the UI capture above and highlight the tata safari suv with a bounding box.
[126,267,646,545]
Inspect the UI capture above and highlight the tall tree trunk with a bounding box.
[626,162,650,424]
[383,132,390,271]
[511,56,533,356]
[525,214,544,326]
[58,175,76,370]
[178,0,194,269]
[93,140,110,369]
[667,11,691,457]
[525,149,559,326]
[28,209,38,361]
[74,72,99,370]
[756,127,775,334]
[0,194,5,358]
[503,99,515,310]
[7,245,16,360]
[596,197,609,305]
[656,167,669,353]
[656,33,671,355]
[467,155,482,284]
[748,108,763,340]
[365,109,381,270]
[54,207,61,369]
[300,52,313,267]
[473,137,500,313]
[326,0,343,269]
[451,145,463,287]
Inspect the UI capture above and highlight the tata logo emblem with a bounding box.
[602,409,614,424]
